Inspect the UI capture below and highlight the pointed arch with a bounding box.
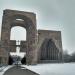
[40,38,59,60]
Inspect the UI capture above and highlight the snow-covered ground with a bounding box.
[0,63,75,75]
[22,63,75,75]
[0,66,13,75]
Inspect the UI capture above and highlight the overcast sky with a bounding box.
[0,0,75,54]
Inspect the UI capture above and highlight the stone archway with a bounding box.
[1,9,38,65]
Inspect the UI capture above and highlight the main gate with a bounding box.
[0,9,38,65]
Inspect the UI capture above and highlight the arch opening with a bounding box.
[10,26,26,41]
[10,26,27,65]
[15,19,24,21]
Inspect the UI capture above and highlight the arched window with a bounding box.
[10,26,26,41]
[40,39,59,60]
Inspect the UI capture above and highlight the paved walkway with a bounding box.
[3,66,39,75]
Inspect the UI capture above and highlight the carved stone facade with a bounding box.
[0,9,63,65]
[37,30,63,63]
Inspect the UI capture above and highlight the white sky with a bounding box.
[0,0,75,54]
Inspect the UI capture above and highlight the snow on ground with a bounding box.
[22,63,75,75]
[0,63,75,75]
[0,66,13,75]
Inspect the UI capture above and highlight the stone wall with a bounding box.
[20,41,28,52]
[37,30,63,62]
